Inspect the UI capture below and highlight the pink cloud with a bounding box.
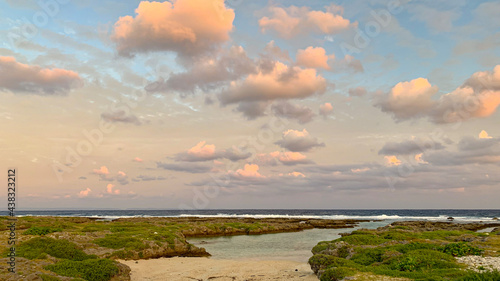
[220,61,326,104]
[296,46,333,70]
[377,65,500,123]
[188,141,216,157]
[384,156,402,166]
[175,141,218,161]
[78,188,92,198]
[93,166,109,175]
[175,141,251,162]
[0,56,82,95]
[479,130,493,139]
[275,129,325,152]
[234,164,265,179]
[106,184,115,194]
[351,167,370,173]
[376,78,438,120]
[259,4,353,39]
[270,151,312,165]
[112,0,235,57]
[288,171,306,177]
[133,157,144,162]
[415,153,428,164]
[319,102,333,116]
[431,66,500,123]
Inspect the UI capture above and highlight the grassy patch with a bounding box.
[312,242,330,254]
[320,266,357,281]
[441,242,484,257]
[16,237,95,260]
[309,227,495,281]
[309,254,361,273]
[45,259,119,281]
[390,249,459,271]
[94,236,149,250]
[339,232,386,245]
[23,226,62,235]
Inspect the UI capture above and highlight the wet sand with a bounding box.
[120,257,318,281]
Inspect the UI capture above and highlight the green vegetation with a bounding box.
[110,249,135,259]
[310,226,500,281]
[94,236,149,250]
[1,216,283,267]
[16,237,96,260]
[45,259,119,281]
[441,242,484,257]
[320,267,357,281]
[309,254,361,273]
[23,226,62,235]
[14,237,119,281]
[339,231,386,245]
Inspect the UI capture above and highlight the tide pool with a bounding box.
[188,221,390,262]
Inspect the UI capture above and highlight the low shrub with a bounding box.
[441,242,484,257]
[45,259,119,281]
[337,245,350,258]
[94,236,148,250]
[17,237,95,261]
[339,233,386,245]
[320,267,356,281]
[23,226,62,235]
[308,254,360,273]
[350,248,384,266]
[392,242,440,254]
[396,256,418,272]
[391,249,458,272]
[312,242,330,254]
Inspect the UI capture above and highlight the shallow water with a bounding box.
[188,221,389,262]
[477,227,496,233]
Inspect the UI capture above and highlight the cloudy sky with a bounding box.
[1,0,500,209]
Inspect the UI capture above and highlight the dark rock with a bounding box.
[379,221,500,232]
[112,262,132,281]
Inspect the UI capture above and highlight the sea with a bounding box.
[5,209,499,262]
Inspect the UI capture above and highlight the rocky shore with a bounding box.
[4,217,500,281]
[309,221,500,281]
[457,255,500,272]
[0,216,366,281]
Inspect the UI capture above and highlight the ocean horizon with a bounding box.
[4,209,500,222]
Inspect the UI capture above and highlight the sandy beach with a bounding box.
[120,257,318,281]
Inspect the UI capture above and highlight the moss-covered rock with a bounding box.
[309,221,500,280]
[312,241,355,258]
[319,266,357,281]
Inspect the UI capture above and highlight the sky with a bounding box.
[1,0,500,209]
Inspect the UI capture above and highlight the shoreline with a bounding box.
[120,257,319,281]
[2,217,500,280]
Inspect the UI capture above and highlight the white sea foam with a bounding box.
[176,213,493,222]
[14,213,497,222]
